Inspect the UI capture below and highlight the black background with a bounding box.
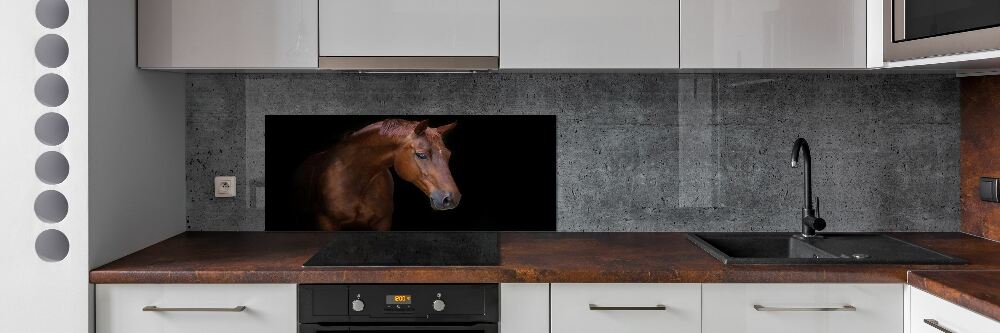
[265,115,557,231]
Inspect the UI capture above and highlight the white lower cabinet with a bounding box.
[910,287,1000,333]
[500,283,549,333]
[96,282,1000,333]
[551,283,701,333]
[702,283,904,333]
[95,284,296,333]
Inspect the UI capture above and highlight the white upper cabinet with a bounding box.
[319,0,499,57]
[681,0,876,69]
[133,0,884,70]
[500,0,680,69]
[138,0,318,69]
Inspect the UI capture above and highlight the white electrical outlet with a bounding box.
[215,176,236,198]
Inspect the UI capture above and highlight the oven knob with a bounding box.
[351,299,365,312]
[432,299,446,312]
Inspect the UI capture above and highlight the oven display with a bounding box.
[386,295,412,305]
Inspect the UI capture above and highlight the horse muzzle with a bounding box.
[430,190,461,210]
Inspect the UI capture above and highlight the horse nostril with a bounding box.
[430,191,458,210]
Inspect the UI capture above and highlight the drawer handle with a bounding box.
[589,304,667,311]
[753,305,856,312]
[142,306,247,312]
[923,319,954,333]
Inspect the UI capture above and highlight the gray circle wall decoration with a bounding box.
[34,190,68,223]
[35,112,69,145]
[34,73,69,107]
[35,0,73,265]
[35,229,70,262]
[36,0,69,29]
[35,151,69,184]
[35,34,69,68]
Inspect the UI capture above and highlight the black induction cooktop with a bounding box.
[303,232,500,267]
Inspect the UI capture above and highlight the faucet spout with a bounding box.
[791,138,813,212]
[791,138,825,237]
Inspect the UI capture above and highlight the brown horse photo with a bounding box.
[294,119,460,231]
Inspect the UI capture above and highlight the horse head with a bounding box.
[392,120,461,210]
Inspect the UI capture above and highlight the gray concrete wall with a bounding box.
[186,73,960,232]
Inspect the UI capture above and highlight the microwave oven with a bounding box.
[885,0,1000,62]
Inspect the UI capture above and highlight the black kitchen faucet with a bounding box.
[791,138,826,237]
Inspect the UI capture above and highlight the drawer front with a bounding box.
[703,283,903,333]
[550,283,701,333]
[911,287,1000,333]
[96,284,296,333]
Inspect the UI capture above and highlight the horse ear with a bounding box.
[436,122,457,135]
[413,120,430,136]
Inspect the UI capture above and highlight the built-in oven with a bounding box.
[299,284,498,333]
[885,0,1000,61]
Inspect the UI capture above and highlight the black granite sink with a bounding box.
[687,233,966,265]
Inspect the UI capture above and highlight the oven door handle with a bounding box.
[349,324,496,331]
[301,323,497,332]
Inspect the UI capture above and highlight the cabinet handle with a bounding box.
[588,304,667,311]
[142,306,247,312]
[753,305,856,312]
[923,319,954,333]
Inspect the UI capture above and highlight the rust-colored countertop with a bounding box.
[91,232,1000,285]
[908,270,1000,322]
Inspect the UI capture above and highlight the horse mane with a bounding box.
[346,119,418,141]
[376,119,419,137]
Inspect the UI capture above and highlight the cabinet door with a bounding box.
[910,287,1000,333]
[138,0,318,68]
[96,284,297,333]
[319,0,499,57]
[702,283,903,333]
[551,283,701,333]
[501,0,680,69]
[681,0,868,68]
[500,283,548,333]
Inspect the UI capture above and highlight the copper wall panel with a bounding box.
[961,76,1000,241]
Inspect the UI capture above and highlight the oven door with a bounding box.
[300,323,498,333]
[885,0,1000,61]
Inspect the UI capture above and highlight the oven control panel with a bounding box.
[351,286,465,316]
[298,284,498,323]
[384,294,414,312]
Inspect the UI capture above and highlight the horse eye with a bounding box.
[415,152,428,160]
